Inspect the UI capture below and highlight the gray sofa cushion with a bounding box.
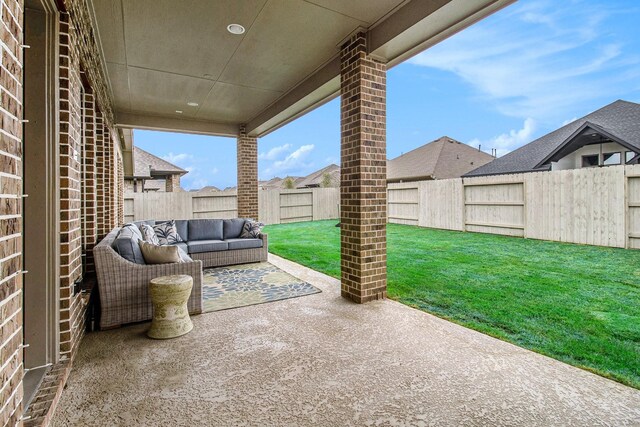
[187,240,228,254]
[226,238,263,250]
[223,219,246,239]
[112,225,145,264]
[177,246,193,262]
[175,220,189,241]
[188,219,223,241]
[158,219,189,242]
[122,223,143,240]
[170,242,188,253]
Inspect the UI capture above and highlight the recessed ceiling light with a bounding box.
[187,102,199,107]
[175,110,183,114]
[227,24,245,35]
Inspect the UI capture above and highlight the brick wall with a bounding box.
[237,126,258,220]
[116,149,124,225]
[339,32,388,303]
[58,11,85,358]
[95,110,106,237]
[0,0,24,424]
[82,90,97,279]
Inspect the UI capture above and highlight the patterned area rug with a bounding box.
[203,262,321,312]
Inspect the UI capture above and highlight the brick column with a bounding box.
[340,32,387,303]
[165,174,180,192]
[237,125,258,220]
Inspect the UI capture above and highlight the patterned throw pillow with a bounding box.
[139,224,161,245]
[153,220,184,245]
[240,220,264,238]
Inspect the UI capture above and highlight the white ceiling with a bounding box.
[91,0,407,130]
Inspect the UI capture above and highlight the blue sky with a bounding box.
[135,0,640,190]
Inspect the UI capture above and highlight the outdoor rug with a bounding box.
[202,262,321,312]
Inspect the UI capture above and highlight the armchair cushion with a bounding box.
[112,224,145,264]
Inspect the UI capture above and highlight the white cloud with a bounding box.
[469,118,536,157]
[262,144,315,177]
[409,0,639,123]
[162,152,193,164]
[211,168,219,175]
[259,144,292,161]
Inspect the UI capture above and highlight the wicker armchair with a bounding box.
[94,228,204,329]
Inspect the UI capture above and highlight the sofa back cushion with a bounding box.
[112,224,145,264]
[223,219,246,240]
[188,219,223,241]
[174,220,189,242]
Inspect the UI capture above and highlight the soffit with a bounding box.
[91,0,405,133]
[91,0,514,137]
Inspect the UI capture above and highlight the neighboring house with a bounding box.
[387,136,495,183]
[197,185,221,192]
[296,164,340,188]
[466,100,640,177]
[125,147,188,193]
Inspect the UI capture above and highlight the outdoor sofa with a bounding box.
[93,218,268,329]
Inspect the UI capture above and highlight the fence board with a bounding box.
[525,167,625,247]
[388,184,419,225]
[280,191,313,223]
[463,174,525,237]
[125,188,339,225]
[627,165,640,249]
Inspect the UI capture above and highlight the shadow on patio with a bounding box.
[52,255,640,426]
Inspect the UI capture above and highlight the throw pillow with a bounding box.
[240,220,264,238]
[153,220,184,245]
[139,241,181,264]
[139,224,161,245]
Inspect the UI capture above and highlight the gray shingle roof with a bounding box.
[295,164,340,188]
[387,136,495,181]
[466,100,640,177]
[132,147,187,178]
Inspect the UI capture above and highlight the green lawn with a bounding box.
[264,220,640,389]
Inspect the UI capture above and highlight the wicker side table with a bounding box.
[148,274,194,339]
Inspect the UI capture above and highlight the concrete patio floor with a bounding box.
[52,254,640,426]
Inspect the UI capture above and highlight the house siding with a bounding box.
[0,0,24,425]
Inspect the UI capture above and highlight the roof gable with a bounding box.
[132,147,188,178]
[466,100,640,177]
[388,137,494,181]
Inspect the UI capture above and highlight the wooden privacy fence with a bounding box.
[124,188,340,225]
[388,164,640,249]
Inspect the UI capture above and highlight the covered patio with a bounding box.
[4,0,640,425]
[52,255,640,426]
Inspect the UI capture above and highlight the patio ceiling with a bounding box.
[90,0,514,138]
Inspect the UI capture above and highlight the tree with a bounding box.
[321,172,332,188]
[283,177,295,189]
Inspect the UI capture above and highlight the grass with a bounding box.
[264,220,640,389]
